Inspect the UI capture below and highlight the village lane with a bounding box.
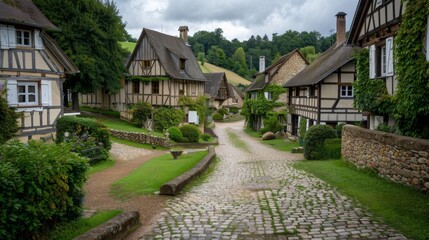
[139,121,406,240]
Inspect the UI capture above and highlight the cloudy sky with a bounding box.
[115,0,359,41]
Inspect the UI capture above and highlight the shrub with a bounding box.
[56,116,111,150]
[261,114,283,134]
[212,113,223,121]
[167,126,182,142]
[229,107,239,114]
[323,138,342,159]
[299,117,307,138]
[131,102,152,127]
[153,107,185,132]
[0,89,19,144]
[303,125,337,160]
[179,137,189,143]
[0,140,88,239]
[218,108,228,116]
[69,135,109,164]
[200,133,211,141]
[180,124,200,142]
[336,123,346,138]
[377,123,395,133]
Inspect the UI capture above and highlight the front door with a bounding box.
[291,115,299,136]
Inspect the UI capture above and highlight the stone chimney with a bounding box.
[178,26,189,44]
[335,12,347,47]
[259,56,265,73]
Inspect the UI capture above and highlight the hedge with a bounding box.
[303,125,337,160]
[153,107,185,132]
[180,124,200,142]
[56,116,111,150]
[0,90,18,144]
[0,140,88,239]
[323,138,342,159]
[167,126,182,142]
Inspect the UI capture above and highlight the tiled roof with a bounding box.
[229,83,244,98]
[0,0,59,30]
[284,44,360,87]
[204,72,225,97]
[127,28,206,82]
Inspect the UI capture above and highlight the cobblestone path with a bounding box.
[140,121,406,239]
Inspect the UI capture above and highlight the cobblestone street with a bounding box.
[140,121,406,239]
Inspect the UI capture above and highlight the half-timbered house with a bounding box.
[347,0,406,129]
[221,84,244,109]
[0,0,78,139]
[284,12,365,136]
[244,50,308,131]
[204,72,231,109]
[80,26,206,121]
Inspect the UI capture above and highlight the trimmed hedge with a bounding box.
[323,138,342,159]
[167,126,182,142]
[200,133,211,141]
[180,124,200,143]
[56,116,111,150]
[212,113,223,121]
[303,125,337,160]
[0,140,88,239]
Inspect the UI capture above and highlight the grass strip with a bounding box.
[293,159,429,240]
[111,150,208,199]
[47,210,122,240]
[87,158,116,175]
[226,129,250,152]
[244,128,299,152]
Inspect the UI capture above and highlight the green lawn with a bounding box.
[119,41,136,52]
[80,105,120,118]
[87,158,116,175]
[47,210,122,240]
[111,150,208,199]
[293,159,429,240]
[244,128,299,152]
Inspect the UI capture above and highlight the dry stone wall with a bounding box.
[342,125,429,193]
[110,129,170,147]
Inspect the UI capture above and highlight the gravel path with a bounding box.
[84,142,170,233]
[138,121,406,240]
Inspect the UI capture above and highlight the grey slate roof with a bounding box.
[284,44,360,87]
[0,0,59,30]
[245,49,307,92]
[229,83,244,98]
[204,72,228,98]
[127,28,206,82]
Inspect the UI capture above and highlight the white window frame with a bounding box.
[381,45,387,76]
[17,82,39,106]
[340,85,353,98]
[426,15,429,62]
[16,29,32,47]
[375,0,383,8]
[385,37,394,76]
[369,45,376,79]
[264,91,272,100]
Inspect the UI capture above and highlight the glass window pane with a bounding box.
[24,31,30,38]
[28,95,36,102]
[18,86,25,93]
[18,95,26,102]
[24,39,30,45]
[28,85,36,93]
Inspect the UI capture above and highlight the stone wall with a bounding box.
[342,125,429,193]
[110,129,170,147]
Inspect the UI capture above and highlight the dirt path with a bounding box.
[83,142,171,235]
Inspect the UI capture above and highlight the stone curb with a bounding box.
[74,211,140,240]
[159,146,216,195]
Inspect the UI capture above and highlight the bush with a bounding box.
[167,126,182,142]
[0,89,18,144]
[336,123,346,138]
[56,116,111,150]
[261,114,283,134]
[229,107,239,114]
[212,113,223,121]
[323,138,342,159]
[179,137,189,143]
[153,107,185,132]
[299,117,307,138]
[180,124,200,142]
[0,140,88,239]
[218,108,228,116]
[377,123,395,133]
[200,133,211,141]
[68,135,109,164]
[131,102,152,127]
[303,125,337,160]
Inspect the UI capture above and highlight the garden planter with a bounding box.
[170,150,183,159]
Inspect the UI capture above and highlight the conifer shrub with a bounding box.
[180,124,200,142]
[167,126,182,142]
[303,125,337,160]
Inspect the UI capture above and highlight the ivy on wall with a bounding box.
[353,49,394,115]
[394,0,429,138]
[179,96,208,125]
[126,76,169,82]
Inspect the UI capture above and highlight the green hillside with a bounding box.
[199,62,251,86]
[119,41,136,52]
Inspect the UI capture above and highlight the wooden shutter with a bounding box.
[7,26,16,48]
[6,80,18,106]
[34,29,44,50]
[386,37,394,76]
[264,92,269,99]
[0,25,9,49]
[41,80,52,106]
[369,45,376,79]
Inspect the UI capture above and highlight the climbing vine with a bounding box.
[179,96,208,125]
[394,0,429,138]
[125,76,169,82]
[353,49,394,115]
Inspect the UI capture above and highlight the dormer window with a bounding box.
[16,30,31,47]
[179,59,186,70]
[142,60,151,69]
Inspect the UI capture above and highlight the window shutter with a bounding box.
[34,29,44,50]
[6,80,18,106]
[386,37,394,76]
[264,92,269,99]
[0,25,9,49]
[41,80,52,106]
[7,26,16,48]
[369,45,376,79]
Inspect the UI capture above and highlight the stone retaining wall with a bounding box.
[342,125,429,193]
[110,129,170,147]
[75,211,140,240]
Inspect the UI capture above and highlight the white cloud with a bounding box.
[115,0,359,41]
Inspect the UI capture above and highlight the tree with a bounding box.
[299,46,320,63]
[232,47,247,70]
[34,0,127,110]
[0,89,18,144]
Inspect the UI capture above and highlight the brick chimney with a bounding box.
[259,56,265,73]
[335,12,347,47]
[178,26,189,44]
